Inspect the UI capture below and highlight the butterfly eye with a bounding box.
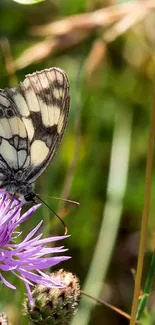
[24,192,36,203]
[6,108,14,118]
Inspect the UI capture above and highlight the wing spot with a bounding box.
[6,109,14,118]
[18,150,27,168]
[22,83,40,112]
[31,140,49,165]
[0,139,18,169]
[52,88,62,100]
[23,155,30,168]
[0,118,12,139]
[13,93,30,117]
[0,95,10,107]
[22,117,34,141]
[48,105,60,127]
[9,117,21,137]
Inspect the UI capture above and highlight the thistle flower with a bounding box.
[0,190,70,306]
[24,269,80,325]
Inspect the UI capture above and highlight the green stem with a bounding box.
[129,92,155,325]
[137,251,155,320]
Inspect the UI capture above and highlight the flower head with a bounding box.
[24,269,80,325]
[0,191,70,305]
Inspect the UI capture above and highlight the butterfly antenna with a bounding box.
[36,194,80,206]
[35,194,68,235]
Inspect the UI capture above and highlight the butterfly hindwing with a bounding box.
[19,68,70,182]
[0,91,29,173]
[0,68,70,196]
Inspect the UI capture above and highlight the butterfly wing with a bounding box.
[0,67,69,187]
[19,67,70,183]
[0,91,30,177]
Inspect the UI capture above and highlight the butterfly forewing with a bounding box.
[0,68,70,198]
[20,68,69,182]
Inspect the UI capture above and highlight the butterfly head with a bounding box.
[2,179,36,203]
[23,191,37,203]
[15,184,36,203]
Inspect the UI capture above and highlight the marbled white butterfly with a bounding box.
[0,67,70,203]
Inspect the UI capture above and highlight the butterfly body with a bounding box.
[0,67,70,202]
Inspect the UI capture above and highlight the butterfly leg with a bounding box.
[8,192,22,207]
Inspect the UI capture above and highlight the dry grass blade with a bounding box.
[104,2,150,42]
[30,1,155,37]
[15,32,88,70]
[84,40,107,78]
[0,38,17,86]
[81,291,140,323]
[14,0,155,70]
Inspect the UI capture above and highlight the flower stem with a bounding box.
[136,250,155,320]
[129,91,155,325]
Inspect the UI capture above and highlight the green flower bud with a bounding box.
[24,269,80,325]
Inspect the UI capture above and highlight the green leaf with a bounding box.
[13,0,45,4]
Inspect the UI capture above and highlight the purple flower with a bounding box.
[0,190,70,306]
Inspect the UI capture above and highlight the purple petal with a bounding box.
[30,234,70,246]
[22,256,71,270]
[25,281,33,307]
[19,204,41,224]
[21,221,43,243]
[0,273,16,289]
[12,270,34,286]
[19,269,64,288]
[0,264,17,271]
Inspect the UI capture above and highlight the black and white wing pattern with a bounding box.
[0,67,70,201]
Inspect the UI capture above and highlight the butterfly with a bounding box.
[0,67,70,203]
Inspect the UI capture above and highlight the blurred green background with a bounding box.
[0,0,155,324]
